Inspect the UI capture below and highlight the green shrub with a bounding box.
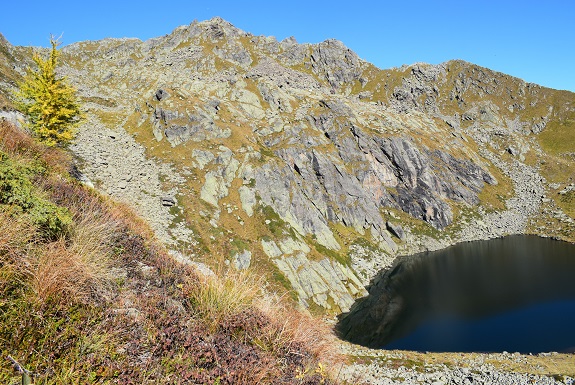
[0,151,72,238]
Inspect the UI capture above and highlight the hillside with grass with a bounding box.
[0,120,339,384]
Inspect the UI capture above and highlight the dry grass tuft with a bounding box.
[29,240,95,304]
[0,207,117,305]
[0,211,35,299]
[31,220,116,304]
[185,269,263,330]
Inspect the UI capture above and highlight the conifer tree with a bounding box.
[15,36,82,146]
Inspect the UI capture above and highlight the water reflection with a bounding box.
[336,236,575,353]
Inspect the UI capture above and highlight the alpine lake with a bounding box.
[337,235,575,353]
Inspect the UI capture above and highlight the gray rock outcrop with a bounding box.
[231,250,252,270]
[262,238,367,311]
[386,221,405,240]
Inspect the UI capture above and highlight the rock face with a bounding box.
[262,238,367,311]
[152,104,231,147]
[3,17,572,311]
[386,221,405,240]
[310,39,362,90]
[307,100,497,230]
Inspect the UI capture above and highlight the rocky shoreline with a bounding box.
[338,345,574,385]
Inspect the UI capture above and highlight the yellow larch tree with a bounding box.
[15,36,82,146]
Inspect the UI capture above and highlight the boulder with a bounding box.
[232,250,252,270]
[155,89,169,101]
[507,146,518,156]
[238,186,256,217]
[161,196,176,207]
[386,221,405,240]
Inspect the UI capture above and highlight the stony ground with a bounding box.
[71,114,196,247]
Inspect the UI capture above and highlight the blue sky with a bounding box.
[1,1,574,92]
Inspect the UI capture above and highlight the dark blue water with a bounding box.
[337,235,575,353]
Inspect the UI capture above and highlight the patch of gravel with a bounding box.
[456,149,545,242]
[70,115,195,247]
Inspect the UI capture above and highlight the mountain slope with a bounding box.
[1,17,573,313]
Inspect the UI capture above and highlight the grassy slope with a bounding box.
[0,120,340,384]
[538,106,575,220]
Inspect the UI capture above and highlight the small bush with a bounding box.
[0,151,72,239]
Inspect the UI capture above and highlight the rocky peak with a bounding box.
[185,16,250,41]
[310,39,363,90]
[380,58,567,133]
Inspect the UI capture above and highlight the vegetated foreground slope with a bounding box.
[0,120,338,384]
[1,17,574,314]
